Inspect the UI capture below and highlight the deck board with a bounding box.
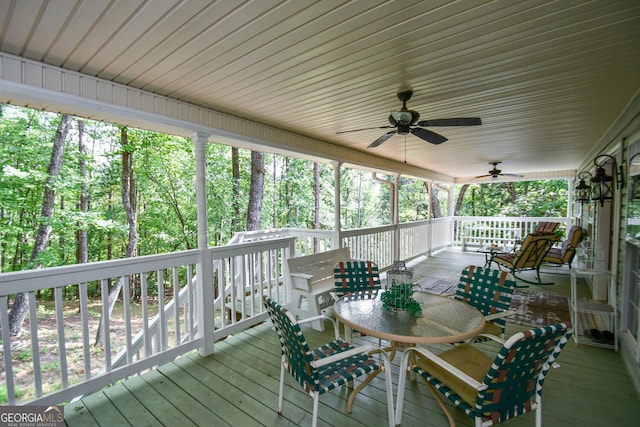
[64,248,640,426]
[121,375,193,427]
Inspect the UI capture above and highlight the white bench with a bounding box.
[462,226,521,251]
[286,247,351,331]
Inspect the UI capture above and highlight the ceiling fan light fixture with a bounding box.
[390,110,415,125]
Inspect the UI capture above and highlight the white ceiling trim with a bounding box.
[0,51,452,182]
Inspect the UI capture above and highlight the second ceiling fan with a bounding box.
[337,90,482,148]
[476,162,524,180]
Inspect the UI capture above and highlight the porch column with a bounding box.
[333,161,342,248]
[447,184,455,247]
[373,172,400,260]
[427,180,433,255]
[567,178,574,225]
[393,174,400,261]
[192,131,214,356]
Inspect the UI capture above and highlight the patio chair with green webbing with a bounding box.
[332,260,385,345]
[395,322,573,427]
[262,296,395,427]
[332,260,381,297]
[454,265,516,340]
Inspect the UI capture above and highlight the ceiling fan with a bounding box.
[336,90,482,148]
[476,162,524,180]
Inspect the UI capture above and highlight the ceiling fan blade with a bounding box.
[411,127,448,145]
[474,173,524,179]
[367,131,396,148]
[418,118,482,127]
[337,125,394,134]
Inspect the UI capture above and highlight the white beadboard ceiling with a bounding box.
[1,0,639,181]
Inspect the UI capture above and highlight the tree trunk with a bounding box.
[8,114,73,336]
[76,119,89,264]
[431,185,443,218]
[508,182,516,203]
[231,147,241,231]
[246,151,264,231]
[423,181,443,218]
[95,127,138,347]
[455,184,470,215]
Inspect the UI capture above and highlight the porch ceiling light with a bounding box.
[575,172,592,205]
[591,154,624,207]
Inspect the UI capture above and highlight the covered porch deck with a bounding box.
[64,248,640,426]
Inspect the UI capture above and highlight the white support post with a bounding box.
[446,184,455,248]
[567,178,574,224]
[393,174,400,261]
[427,180,433,255]
[192,131,214,356]
[333,161,342,249]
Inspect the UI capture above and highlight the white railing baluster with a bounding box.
[54,286,68,388]
[218,263,227,329]
[27,292,43,397]
[0,295,16,405]
[141,272,151,357]
[79,283,91,380]
[123,275,132,365]
[172,266,180,346]
[101,278,111,372]
[157,269,167,351]
[187,266,194,338]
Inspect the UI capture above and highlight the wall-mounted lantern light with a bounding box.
[575,171,592,205]
[591,154,624,207]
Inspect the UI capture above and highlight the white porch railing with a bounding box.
[0,237,295,406]
[454,216,568,250]
[0,216,565,405]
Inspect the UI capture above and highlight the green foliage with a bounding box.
[399,177,429,221]
[380,282,422,317]
[454,181,568,217]
[340,169,390,229]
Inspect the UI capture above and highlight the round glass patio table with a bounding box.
[333,290,485,344]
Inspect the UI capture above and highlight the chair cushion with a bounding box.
[416,343,492,405]
[532,221,560,235]
[544,247,563,263]
[493,253,514,264]
[482,322,503,337]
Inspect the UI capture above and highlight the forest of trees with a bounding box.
[1,104,569,275]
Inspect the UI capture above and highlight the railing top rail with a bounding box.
[210,236,295,258]
[0,237,297,296]
[229,228,336,244]
[0,250,200,294]
[340,224,396,237]
[454,215,568,222]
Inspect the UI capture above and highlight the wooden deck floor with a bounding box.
[64,248,640,426]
